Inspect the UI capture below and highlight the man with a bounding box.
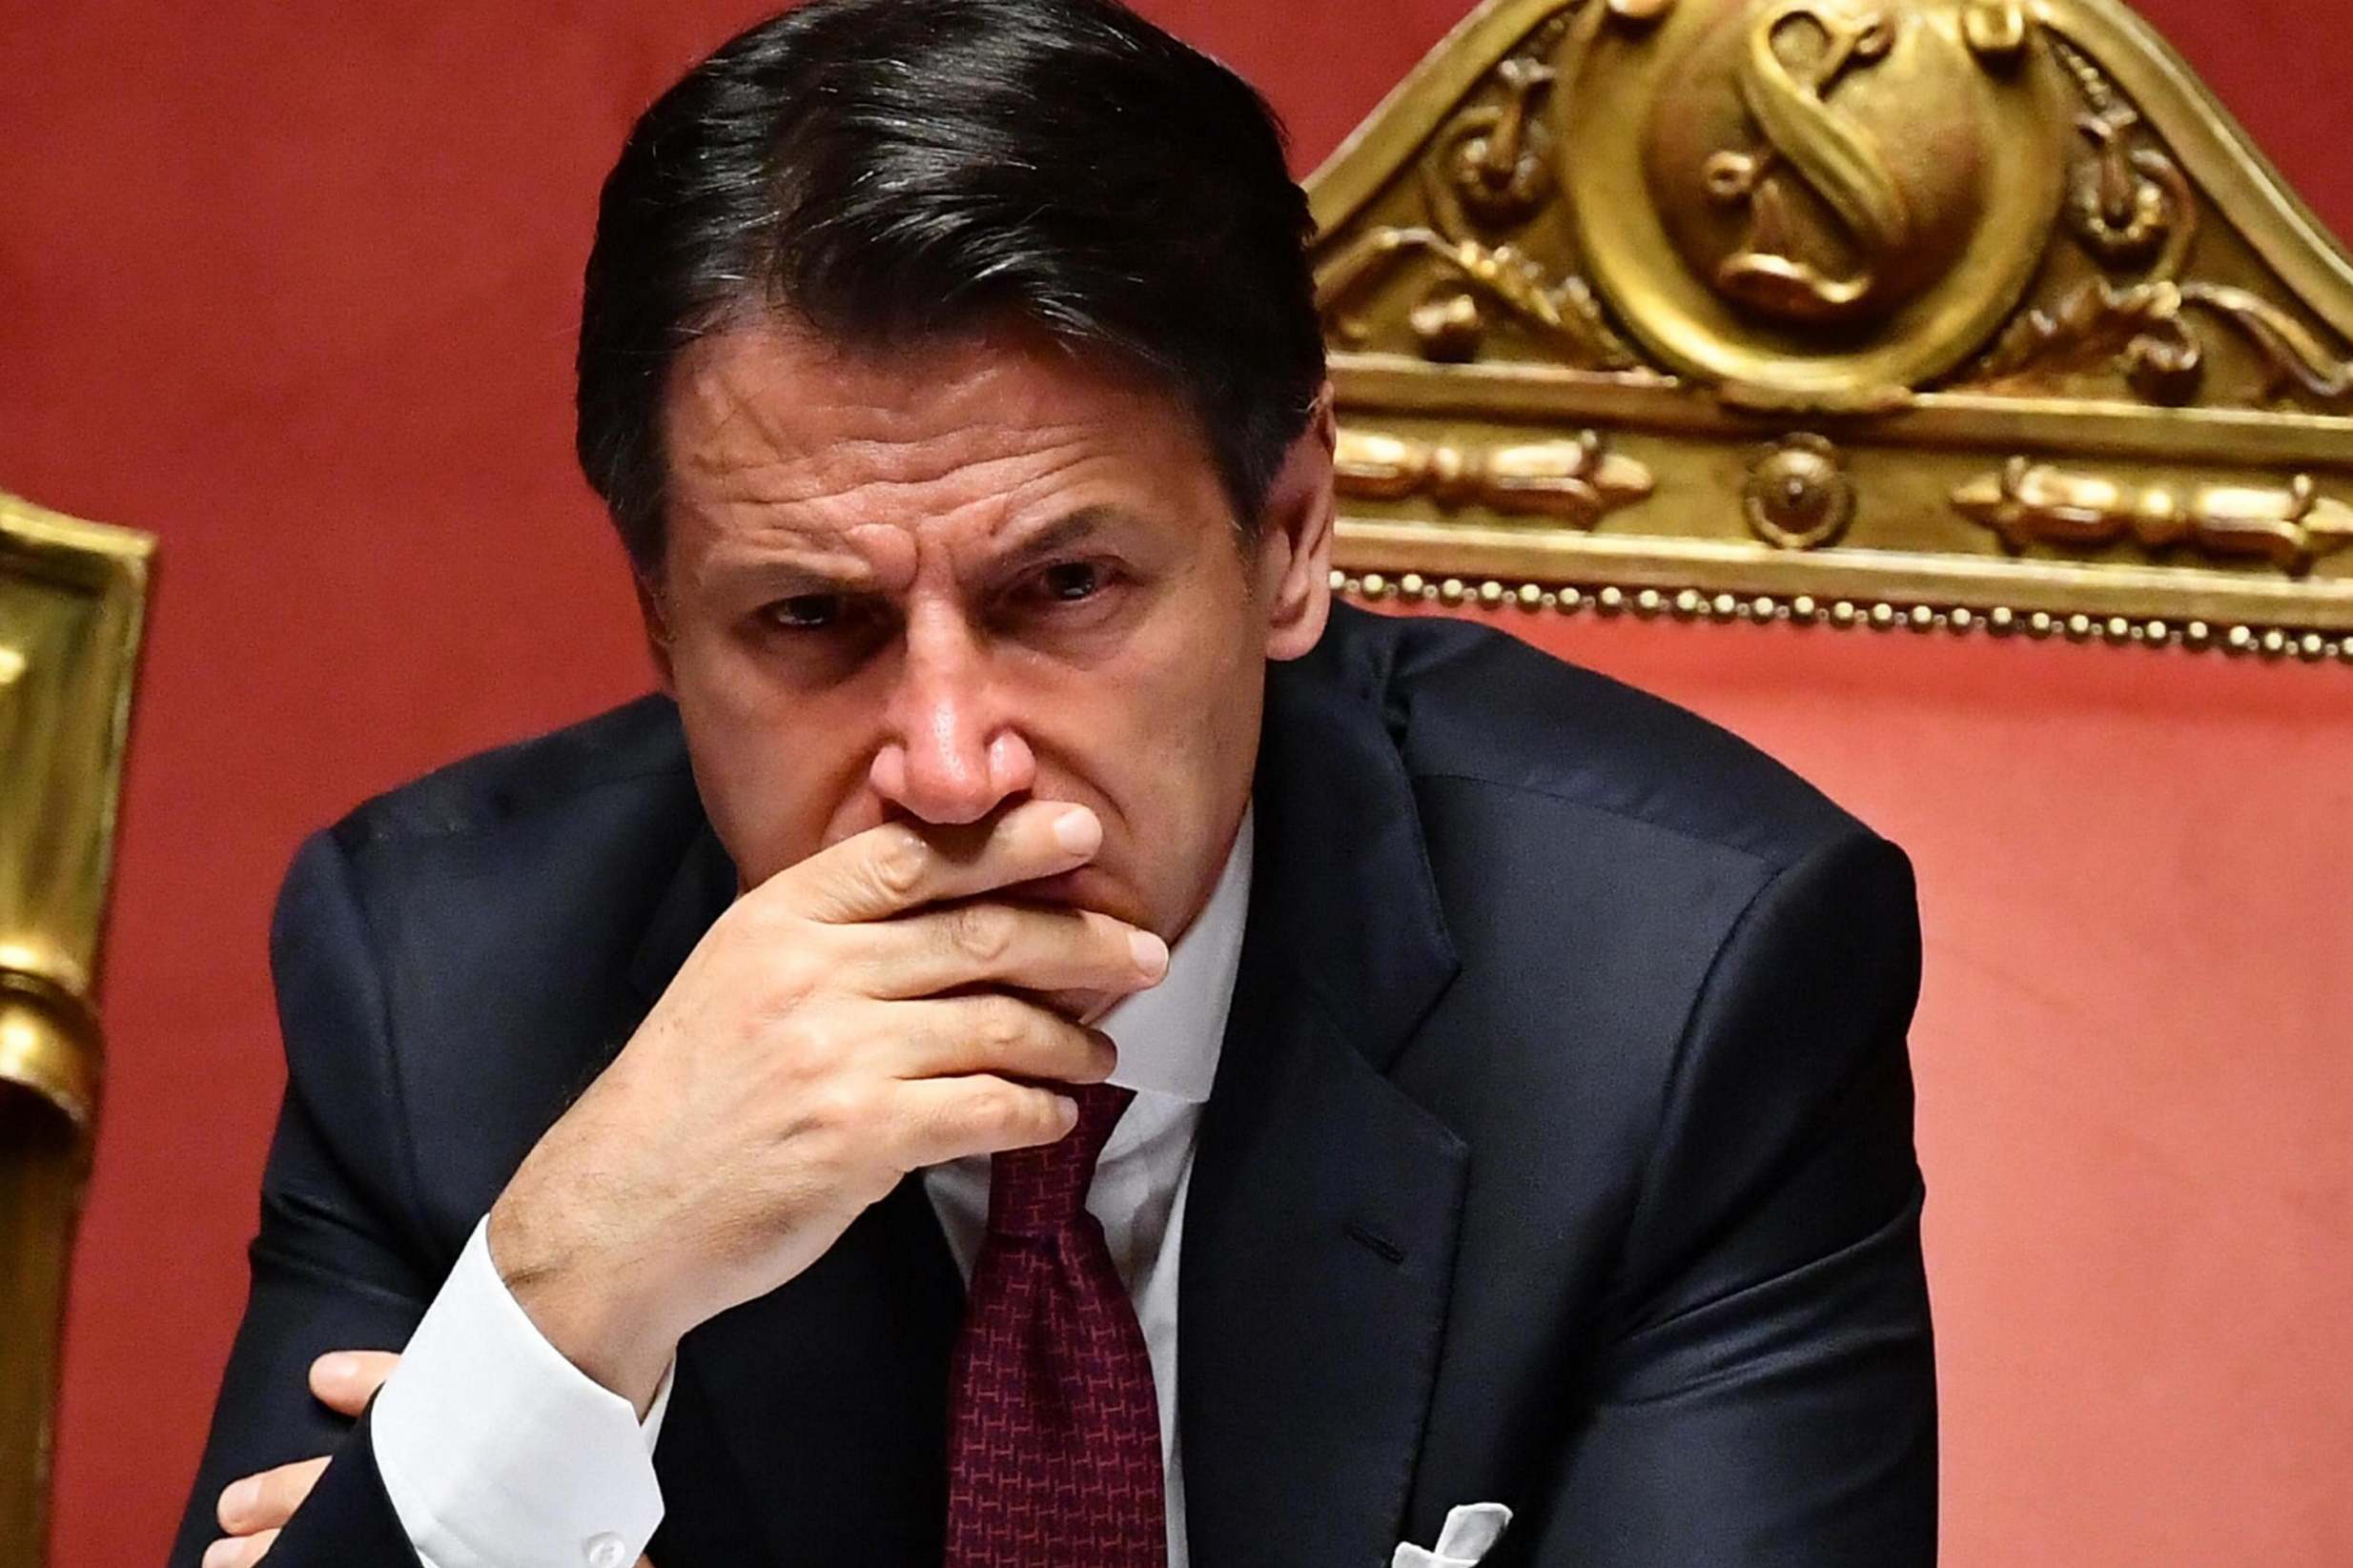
[171,0,1936,1564]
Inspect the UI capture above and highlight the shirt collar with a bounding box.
[1100,805,1252,1105]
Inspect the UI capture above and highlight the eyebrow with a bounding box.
[705,504,1136,601]
[989,506,1128,577]
[706,555,881,602]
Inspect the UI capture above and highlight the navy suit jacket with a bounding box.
[171,604,1935,1566]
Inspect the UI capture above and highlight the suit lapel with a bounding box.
[1181,622,1470,1568]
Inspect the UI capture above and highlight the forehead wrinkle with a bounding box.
[687,429,1115,544]
[680,443,1120,603]
[688,343,1108,469]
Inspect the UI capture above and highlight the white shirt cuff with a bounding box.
[373,1218,673,1568]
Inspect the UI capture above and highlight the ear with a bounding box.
[1253,383,1338,663]
[634,570,679,696]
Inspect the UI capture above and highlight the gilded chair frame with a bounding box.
[1,493,153,1566]
[1308,0,2353,660]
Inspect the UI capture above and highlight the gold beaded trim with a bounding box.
[1332,571,2353,664]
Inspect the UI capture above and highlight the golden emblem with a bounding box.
[1567,0,2070,399]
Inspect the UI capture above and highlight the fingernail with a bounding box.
[219,1477,259,1522]
[1130,930,1169,980]
[1051,806,1099,855]
[202,1539,239,1568]
[315,1353,356,1385]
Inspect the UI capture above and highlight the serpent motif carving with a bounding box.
[1705,4,1913,322]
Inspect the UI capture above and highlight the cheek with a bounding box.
[1020,588,1265,925]
[668,635,888,883]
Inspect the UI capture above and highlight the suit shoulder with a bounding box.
[323,693,692,855]
[1346,607,1876,867]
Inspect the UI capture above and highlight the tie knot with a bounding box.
[986,1082,1135,1237]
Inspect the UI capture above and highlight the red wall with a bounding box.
[2,4,2346,1565]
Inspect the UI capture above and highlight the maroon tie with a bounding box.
[945,1082,1167,1567]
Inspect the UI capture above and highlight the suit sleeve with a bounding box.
[167,831,437,1568]
[1521,830,1937,1567]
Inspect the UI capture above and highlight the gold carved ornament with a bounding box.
[1309,0,2353,661]
[0,494,153,1566]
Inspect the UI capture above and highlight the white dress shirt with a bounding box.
[372,815,1252,1568]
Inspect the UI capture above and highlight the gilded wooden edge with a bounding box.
[1304,0,2353,658]
[0,492,151,1568]
[0,489,154,1121]
[0,492,153,1131]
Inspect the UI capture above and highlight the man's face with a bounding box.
[645,318,1333,945]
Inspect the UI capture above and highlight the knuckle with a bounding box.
[946,903,1014,965]
[980,1079,1047,1130]
[974,997,1033,1059]
[807,1077,882,1132]
[763,947,823,1010]
[709,894,777,953]
[769,1010,838,1072]
[869,826,930,901]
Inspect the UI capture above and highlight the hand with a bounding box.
[202,1352,396,1566]
[486,800,1166,1411]
[205,1352,660,1568]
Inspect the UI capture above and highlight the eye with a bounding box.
[1035,561,1104,602]
[766,593,844,630]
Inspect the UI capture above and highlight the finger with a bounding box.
[216,1458,327,1534]
[199,1528,280,1568]
[861,901,1166,1002]
[889,1074,1083,1170]
[307,1349,400,1416]
[887,993,1118,1085]
[780,801,1103,924]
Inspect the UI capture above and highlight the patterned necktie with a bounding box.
[945,1081,1167,1567]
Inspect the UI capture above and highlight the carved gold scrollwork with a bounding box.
[1315,7,1645,370]
[1953,458,2353,575]
[1307,0,2353,656]
[1970,44,2353,407]
[1336,428,1656,525]
[2066,107,2190,272]
[1318,229,1636,367]
[1438,55,1559,231]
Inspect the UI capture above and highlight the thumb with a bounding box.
[307,1350,402,1417]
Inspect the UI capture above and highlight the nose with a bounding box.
[867,608,1035,825]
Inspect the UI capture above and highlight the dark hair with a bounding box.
[575,0,1324,571]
